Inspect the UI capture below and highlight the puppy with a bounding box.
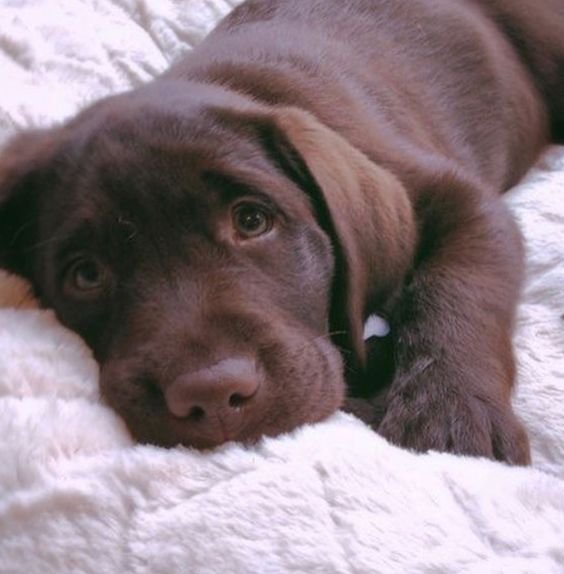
[1,0,562,462]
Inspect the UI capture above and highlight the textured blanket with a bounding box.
[0,2,563,573]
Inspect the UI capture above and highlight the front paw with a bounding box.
[377,382,530,465]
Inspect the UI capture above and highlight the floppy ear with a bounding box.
[255,108,416,367]
[0,130,57,280]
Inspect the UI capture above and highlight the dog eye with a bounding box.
[232,203,273,238]
[63,257,110,298]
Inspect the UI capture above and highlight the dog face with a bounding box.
[0,81,414,448]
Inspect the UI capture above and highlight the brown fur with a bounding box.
[1,0,563,461]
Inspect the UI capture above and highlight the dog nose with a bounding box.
[165,357,260,423]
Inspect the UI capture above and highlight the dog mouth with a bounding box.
[111,378,338,450]
[100,334,346,450]
[168,402,259,449]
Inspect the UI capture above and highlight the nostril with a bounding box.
[229,392,251,408]
[188,405,205,422]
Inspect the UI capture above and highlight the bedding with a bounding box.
[0,1,563,572]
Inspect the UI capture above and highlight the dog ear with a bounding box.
[0,129,57,280]
[256,108,416,367]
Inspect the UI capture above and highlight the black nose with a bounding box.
[165,357,260,426]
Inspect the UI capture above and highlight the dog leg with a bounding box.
[377,185,530,465]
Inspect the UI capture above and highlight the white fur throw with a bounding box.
[0,2,563,573]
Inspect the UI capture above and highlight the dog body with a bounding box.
[1,0,563,461]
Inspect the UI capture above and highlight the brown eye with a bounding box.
[63,257,109,298]
[233,203,273,238]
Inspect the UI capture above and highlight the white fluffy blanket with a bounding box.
[1,2,563,573]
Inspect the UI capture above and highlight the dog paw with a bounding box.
[377,385,530,465]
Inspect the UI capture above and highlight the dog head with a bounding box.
[0,80,414,448]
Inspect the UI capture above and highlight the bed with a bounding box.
[1,1,563,572]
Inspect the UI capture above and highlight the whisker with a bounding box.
[8,219,36,247]
[22,234,65,253]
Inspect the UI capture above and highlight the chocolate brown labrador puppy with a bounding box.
[1,0,563,462]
